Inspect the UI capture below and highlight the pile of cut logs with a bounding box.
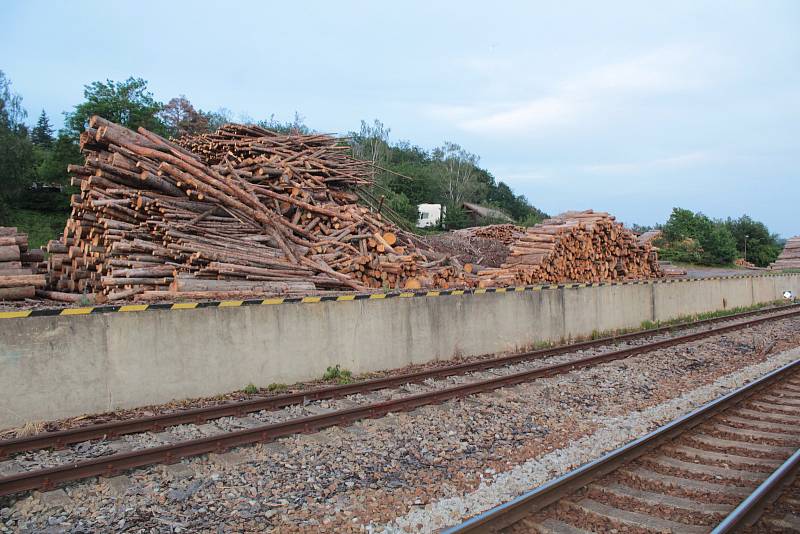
[452,224,524,245]
[476,210,663,286]
[0,228,46,300]
[45,117,472,302]
[769,236,800,270]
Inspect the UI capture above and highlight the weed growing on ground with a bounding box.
[243,383,258,394]
[323,365,353,384]
[267,383,287,392]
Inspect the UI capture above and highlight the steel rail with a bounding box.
[442,359,800,533]
[1,303,797,459]
[1,312,798,497]
[711,447,800,533]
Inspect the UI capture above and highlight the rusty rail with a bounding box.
[443,359,800,533]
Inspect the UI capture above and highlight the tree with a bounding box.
[432,142,481,208]
[259,111,311,135]
[660,208,737,265]
[64,77,166,138]
[724,215,781,267]
[350,119,391,169]
[0,71,36,219]
[36,132,81,185]
[159,96,209,137]
[204,108,234,131]
[30,110,54,147]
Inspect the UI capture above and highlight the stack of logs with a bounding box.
[0,228,46,300]
[452,224,524,245]
[477,210,663,286]
[45,117,471,302]
[769,236,800,270]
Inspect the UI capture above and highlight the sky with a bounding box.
[2,1,799,235]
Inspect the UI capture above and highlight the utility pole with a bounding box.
[744,234,749,263]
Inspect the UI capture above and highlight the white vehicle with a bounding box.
[417,203,445,228]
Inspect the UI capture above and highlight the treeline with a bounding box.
[349,120,547,229]
[650,208,782,268]
[0,72,546,244]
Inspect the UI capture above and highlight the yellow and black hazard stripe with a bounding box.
[0,272,795,320]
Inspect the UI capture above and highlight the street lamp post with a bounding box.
[744,234,749,263]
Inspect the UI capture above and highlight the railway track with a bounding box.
[1,304,799,499]
[446,358,800,534]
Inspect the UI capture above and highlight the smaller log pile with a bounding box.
[734,257,756,269]
[477,210,663,286]
[769,236,800,270]
[0,227,47,300]
[637,229,662,247]
[452,224,524,245]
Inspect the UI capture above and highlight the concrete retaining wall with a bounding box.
[1,274,798,428]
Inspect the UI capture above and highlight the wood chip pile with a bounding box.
[476,210,663,286]
[46,117,475,302]
[769,236,800,270]
[0,228,46,300]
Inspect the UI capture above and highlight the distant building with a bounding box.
[461,202,514,225]
[417,203,445,228]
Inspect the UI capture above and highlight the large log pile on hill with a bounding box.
[476,210,663,286]
[46,117,473,301]
[769,236,800,270]
[0,228,46,300]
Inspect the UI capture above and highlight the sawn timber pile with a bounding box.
[0,228,46,300]
[477,210,663,286]
[48,117,474,301]
[769,236,800,270]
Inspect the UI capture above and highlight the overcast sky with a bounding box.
[3,1,799,235]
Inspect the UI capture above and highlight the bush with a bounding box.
[660,208,737,266]
[322,365,353,384]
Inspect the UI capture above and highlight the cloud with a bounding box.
[581,150,716,175]
[429,43,721,135]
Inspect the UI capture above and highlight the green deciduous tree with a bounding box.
[724,215,781,267]
[660,207,737,265]
[432,142,482,208]
[64,77,166,138]
[0,71,36,220]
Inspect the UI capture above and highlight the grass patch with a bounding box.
[4,208,67,249]
[267,383,287,393]
[322,365,353,384]
[243,383,258,395]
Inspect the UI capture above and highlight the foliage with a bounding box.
[347,121,547,229]
[64,77,167,138]
[657,207,781,267]
[30,110,54,147]
[723,215,781,267]
[258,112,311,135]
[432,142,483,208]
[3,208,67,248]
[0,71,36,221]
[322,365,353,384]
[243,383,258,394]
[159,95,209,137]
[35,132,81,186]
[659,207,737,265]
[267,383,287,392]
